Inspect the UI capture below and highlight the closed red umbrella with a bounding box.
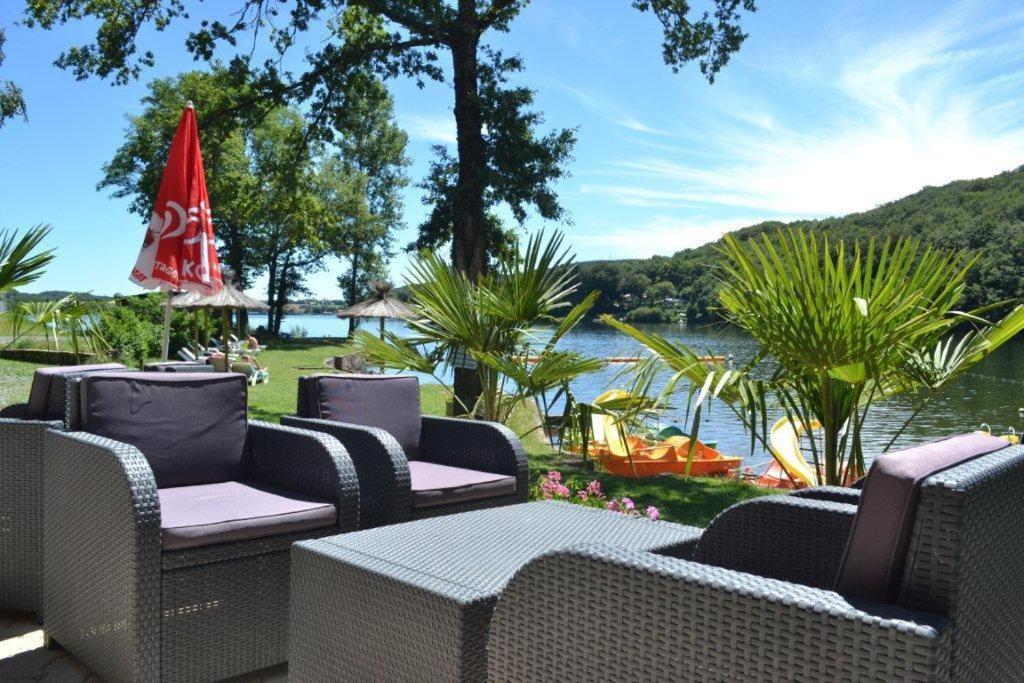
[130,101,223,360]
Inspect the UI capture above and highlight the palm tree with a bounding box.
[353,231,605,430]
[0,225,55,294]
[605,230,1024,485]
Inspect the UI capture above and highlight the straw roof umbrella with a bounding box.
[172,274,268,359]
[336,280,415,339]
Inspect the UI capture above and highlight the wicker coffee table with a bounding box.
[289,501,703,682]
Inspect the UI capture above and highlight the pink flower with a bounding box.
[546,471,562,483]
[577,490,588,501]
[646,506,660,521]
[605,500,619,512]
[553,484,570,498]
[586,480,603,499]
[622,497,635,512]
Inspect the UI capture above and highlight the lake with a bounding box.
[252,313,1024,465]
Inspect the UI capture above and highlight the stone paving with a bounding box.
[0,611,287,682]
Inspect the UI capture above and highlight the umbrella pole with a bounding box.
[193,310,200,355]
[160,293,173,361]
[379,316,385,340]
[221,308,230,371]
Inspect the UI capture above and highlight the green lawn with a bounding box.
[0,337,773,526]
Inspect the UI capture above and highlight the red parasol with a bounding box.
[130,101,223,359]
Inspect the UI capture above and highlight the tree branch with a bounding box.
[349,0,452,42]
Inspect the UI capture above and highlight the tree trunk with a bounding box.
[273,256,292,336]
[348,252,360,338]
[451,1,488,281]
[451,0,487,414]
[265,255,279,334]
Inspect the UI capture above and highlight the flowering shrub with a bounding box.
[536,471,660,521]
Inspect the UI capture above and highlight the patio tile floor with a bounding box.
[0,611,288,682]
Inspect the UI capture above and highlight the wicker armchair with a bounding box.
[283,374,528,528]
[0,362,126,613]
[489,435,1024,682]
[43,372,358,682]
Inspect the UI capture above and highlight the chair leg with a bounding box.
[43,633,61,650]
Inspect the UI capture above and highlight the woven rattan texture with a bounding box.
[488,544,950,682]
[289,501,703,682]
[289,388,528,526]
[283,415,412,528]
[694,496,858,589]
[44,419,359,682]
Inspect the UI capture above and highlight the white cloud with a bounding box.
[401,114,457,144]
[589,0,1024,218]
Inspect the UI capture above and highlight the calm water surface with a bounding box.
[254,314,1024,464]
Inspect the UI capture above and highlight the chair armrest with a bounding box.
[790,485,862,504]
[419,416,529,499]
[0,402,29,418]
[282,416,411,528]
[693,496,857,588]
[489,544,950,682]
[247,420,359,532]
[43,430,163,681]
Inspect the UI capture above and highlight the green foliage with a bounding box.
[410,48,577,265]
[0,225,55,294]
[353,231,606,427]
[96,305,156,367]
[646,280,677,301]
[95,293,201,365]
[0,27,27,127]
[623,306,674,323]
[100,66,404,336]
[579,167,1024,320]
[606,230,1024,485]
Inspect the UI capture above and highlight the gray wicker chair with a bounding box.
[489,434,1024,682]
[43,372,359,682]
[0,362,126,613]
[283,374,528,528]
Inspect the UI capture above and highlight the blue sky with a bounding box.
[1,0,1023,298]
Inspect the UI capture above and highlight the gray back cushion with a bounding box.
[81,372,249,488]
[25,363,126,420]
[836,433,1008,603]
[301,374,422,457]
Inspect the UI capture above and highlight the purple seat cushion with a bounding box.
[407,460,517,509]
[836,433,1009,603]
[304,374,422,457]
[80,372,249,488]
[158,481,336,550]
[25,363,126,419]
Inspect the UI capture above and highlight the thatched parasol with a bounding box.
[336,280,415,339]
[172,272,268,356]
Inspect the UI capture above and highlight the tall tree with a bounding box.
[330,74,410,335]
[249,108,366,334]
[21,0,757,278]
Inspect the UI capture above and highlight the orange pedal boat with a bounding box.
[596,434,743,478]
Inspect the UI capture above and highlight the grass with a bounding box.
[0,336,773,527]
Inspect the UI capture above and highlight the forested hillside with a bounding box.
[579,166,1024,321]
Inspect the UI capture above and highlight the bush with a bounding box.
[95,293,211,363]
[97,305,158,367]
[623,306,673,323]
[289,325,309,338]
